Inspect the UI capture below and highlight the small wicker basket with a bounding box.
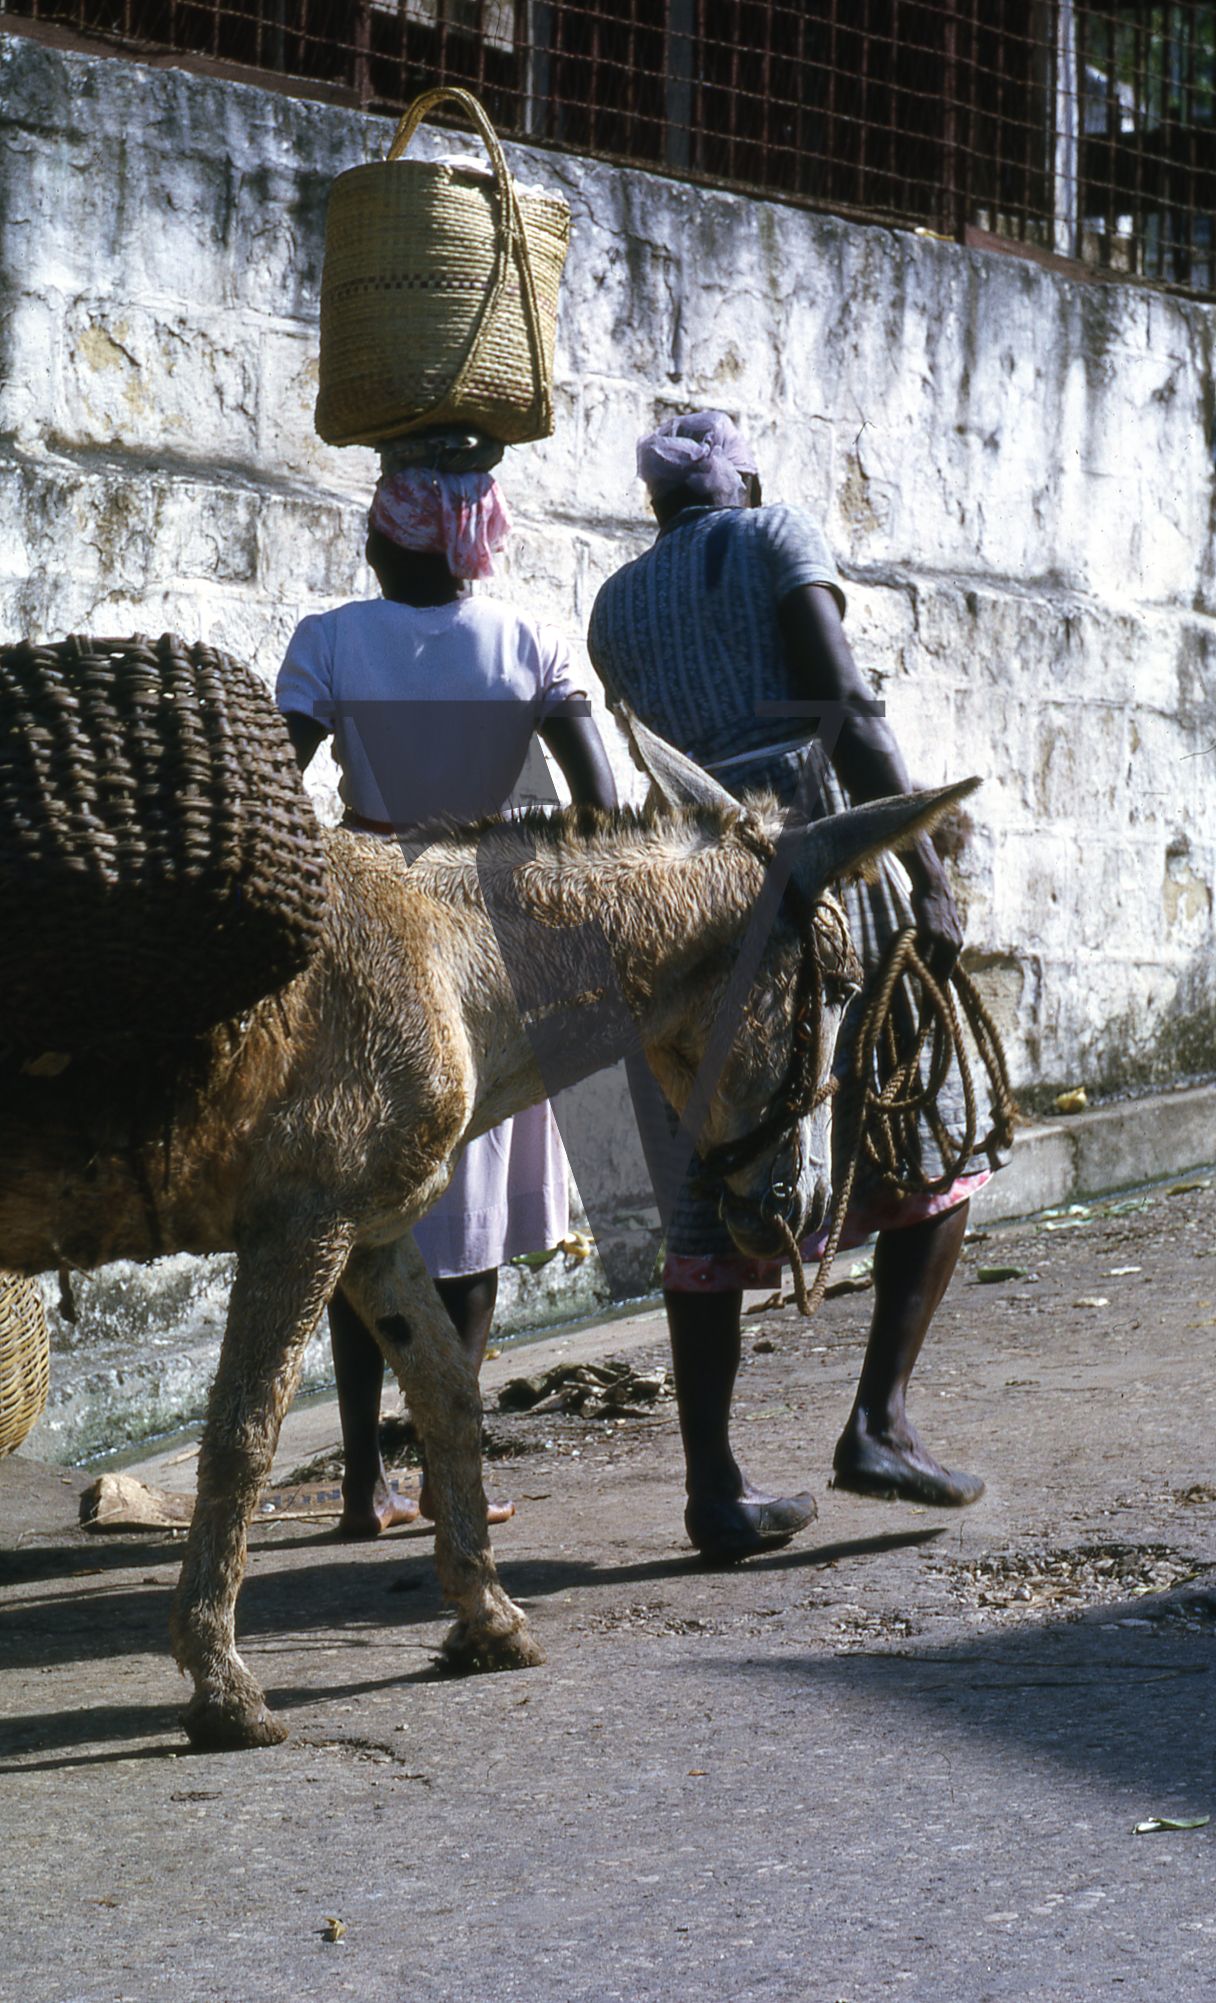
[0,633,327,1056]
[315,85,569,448]
[0,1272,50,1457]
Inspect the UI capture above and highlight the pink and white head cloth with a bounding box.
[368,466,512,581]
[636,410,759,510]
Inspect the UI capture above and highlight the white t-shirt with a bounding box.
[277,596,585,825]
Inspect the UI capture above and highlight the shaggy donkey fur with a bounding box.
[0,726,970,1751]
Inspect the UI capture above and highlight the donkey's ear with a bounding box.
[615,705,740,816]
[795,779,981,893]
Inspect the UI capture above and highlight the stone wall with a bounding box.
[4,31,1215,1454]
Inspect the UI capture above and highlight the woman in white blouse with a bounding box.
[279,452,616,1536]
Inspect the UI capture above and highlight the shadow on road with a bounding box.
[0,1527,945,1766]
[704,1605,1215,1813]
[17,1525,1207,1811]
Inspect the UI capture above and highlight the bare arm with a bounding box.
[777,584,963,973]
[283,711,327,774]
[538,703,619,811]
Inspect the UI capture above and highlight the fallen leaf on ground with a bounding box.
[1074,1297,1110,1309]
[1054,1087,1088,1114]
[975,1266,1028,1284]
[1168,1181,1212,1197]
[1133,1816,1210,1834]
[320,1917,347,1942]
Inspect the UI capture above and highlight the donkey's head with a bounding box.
[626,714,978,1262]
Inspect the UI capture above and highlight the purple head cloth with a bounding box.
[636,410,759,509]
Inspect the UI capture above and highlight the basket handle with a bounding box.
[383,86,552,440]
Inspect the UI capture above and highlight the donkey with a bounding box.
[0,722,972,1750]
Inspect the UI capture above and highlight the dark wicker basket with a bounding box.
[0,633,327,1054]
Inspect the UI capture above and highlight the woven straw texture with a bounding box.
[0,633,327,1055]
[316,86,569,448]
[0,1272,49,1456]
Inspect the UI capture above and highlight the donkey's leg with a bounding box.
[342,1232,544,1674]
[170,1217,353,1750]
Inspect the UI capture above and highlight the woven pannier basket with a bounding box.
[315,85,569,448]
[0,1272,50,1456]
[0,633,327,1056]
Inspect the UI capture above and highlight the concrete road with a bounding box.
[3,1178,1216,2002]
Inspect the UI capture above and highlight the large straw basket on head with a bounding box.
[0,1272,49,1456]
[0,633,327,1058]
[315,85,569,448]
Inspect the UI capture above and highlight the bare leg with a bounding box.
[170,1218,353,1751]
[342,1232,542,1674]
[331,1286,420,1537]
[832,1199,983,1506]
[667,1288,817,1562]
[332,1268,512,1534]
[436,1268,499,1373]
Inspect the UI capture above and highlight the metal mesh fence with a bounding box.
[6,2,1216,295]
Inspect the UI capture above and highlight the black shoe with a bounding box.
[685,1491,818,1564]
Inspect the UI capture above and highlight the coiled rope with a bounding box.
[774,928,1017,1318]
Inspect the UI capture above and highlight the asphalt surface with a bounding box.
[3,1176,1216,2002]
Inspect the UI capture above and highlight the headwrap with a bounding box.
[636,410,759,510]
[369,466,512,581]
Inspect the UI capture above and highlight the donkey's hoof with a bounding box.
[439,1617,545,1676]
[181,1694,289,1752]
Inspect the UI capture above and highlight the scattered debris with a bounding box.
[745,1256,873,1312]
[320,1917,347,1943]
[1073,1297,1110,1309]
[1133,1816,1209,1835]
[753,1337,776,1354]
[1055,1087,1088,1115]
[1040,1204,1093,1232]
[824,1268,875,1299]
[975,1265,1029,1284]
[932,1544,1200,1617]
[498,1358,672,1420]
[1168,1180,1212,1197]
[1109,1266,1142,1277]
[80,1474,194,1532]
[255,1478,418,1521]
[80,1470,415,1532]
[831,1606,917,1648]
[584,1599,723,1637]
